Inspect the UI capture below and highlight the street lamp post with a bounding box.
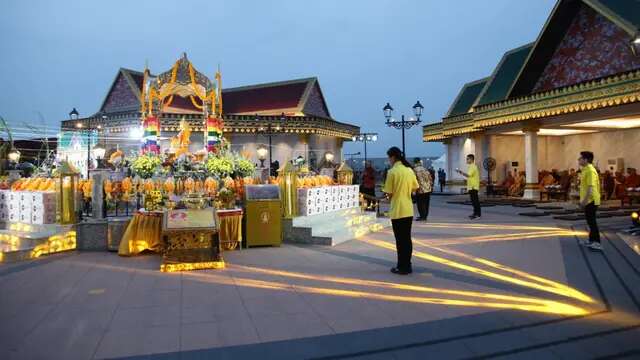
[76,113,106,179]
[383,101,424,156]
[351,133,378,163]
[344,151,360,169]
[256,113,283,174]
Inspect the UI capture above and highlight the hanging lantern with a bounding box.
[58,161,80,224]
[336,161,354,185]
[280,161,298,219]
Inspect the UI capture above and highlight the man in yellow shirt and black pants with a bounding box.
[456,154,481,220]
[382,147,419,275]
[578,151,602,251]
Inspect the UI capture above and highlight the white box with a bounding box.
[0,210,7,221]
[19,212,32,224]
[31,191,57,205]
[8,191,20,202]
[32,205,56,216]
[32,212,56,224]
[0,189,8,202]
[19,192,33,204]
[8,200,20,212]
[9,211,19,222]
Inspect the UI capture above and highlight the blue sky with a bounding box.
[0,0,556,157]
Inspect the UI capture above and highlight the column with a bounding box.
[90,169,110,219]
[523,129,539,199]
[462,136,476,177]
[443,140,452,187]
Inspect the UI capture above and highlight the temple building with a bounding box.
[423,0,640,198]
[60,53,358,175]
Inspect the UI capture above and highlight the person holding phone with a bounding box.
[382,147,419,275]
[456,154,481,220]
[578,151,602,251]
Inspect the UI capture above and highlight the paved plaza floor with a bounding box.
[1,196,639,359]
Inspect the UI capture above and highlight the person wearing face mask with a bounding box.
[382,147,419,275]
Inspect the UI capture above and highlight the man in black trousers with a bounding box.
[456,154,481,220]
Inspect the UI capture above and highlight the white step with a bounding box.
[0,223,76,262]
[288,208,390,246]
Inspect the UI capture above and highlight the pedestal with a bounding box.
[76,220,108,251]
[160,230,223,272]
[522,185,540,200]
[90,169,111,219]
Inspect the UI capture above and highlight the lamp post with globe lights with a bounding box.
[351,132,378,164]
[75,112,107,178]
[256,113,284,172]
[383,101,424,156]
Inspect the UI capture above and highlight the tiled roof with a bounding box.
[510,0,640,98]
[100,70,330,116]
[475,44,533,106]
[222,79,310,115]
[446,78,489,117]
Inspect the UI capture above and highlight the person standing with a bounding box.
[382,147,419,275]
[579,151,602,251]
[456,154,481,220]
[413,158,433,221]
[361,161,376,210]
[438,168,446,192]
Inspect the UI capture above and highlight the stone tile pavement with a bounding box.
[1,196,639,359]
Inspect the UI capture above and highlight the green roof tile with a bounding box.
[476,44,533,106]
[447,79,488,117]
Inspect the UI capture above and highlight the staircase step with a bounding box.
[284,207,390,246]
[0,224,76,263]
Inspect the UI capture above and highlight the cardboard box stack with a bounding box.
[0,190,57,224]
[30,192,57,224]
[0,190,9,222]
[297,185,360,217]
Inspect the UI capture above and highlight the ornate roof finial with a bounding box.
[182,52,188,60]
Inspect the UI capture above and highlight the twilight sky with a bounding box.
[0,0,556,158]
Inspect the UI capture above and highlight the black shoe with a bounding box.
[390,267,412,275]
[415,217,426,221]
[468,215,479,220]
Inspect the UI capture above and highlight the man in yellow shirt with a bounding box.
[456,154,481,220]
[382,147,419,275]
[578,151,602,251]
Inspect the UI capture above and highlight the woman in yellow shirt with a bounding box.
[382,147,419,275]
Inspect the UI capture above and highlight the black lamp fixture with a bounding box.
[351,132,378,163]
[69,107,79,120]
[383,100,424,156]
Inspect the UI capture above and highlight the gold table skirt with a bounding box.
[217,209,243,250]
[118,212,163,256]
